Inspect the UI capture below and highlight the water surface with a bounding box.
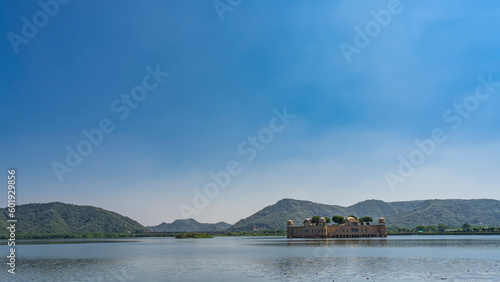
[2,235,500,281]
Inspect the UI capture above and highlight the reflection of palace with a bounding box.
[286,238,388,248]
[286,216,387,238]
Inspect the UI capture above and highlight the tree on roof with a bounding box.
[360,217,373,225]
[332,215,344,225]
[311,216,321,224]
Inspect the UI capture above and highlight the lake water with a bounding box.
[2,235,500,281]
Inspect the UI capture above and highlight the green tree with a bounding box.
[438,224,450,232]
[425,225,437,232]
[324,217,331,224]
[360,217,373,225]
[387,225,400,232]
[332,215,344,225]
[462,223,471,232]
[415,225,426,232]
[311,216,321,225]
[399,227,411,233]
[358,217,365,225]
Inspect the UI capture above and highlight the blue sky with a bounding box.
[2,0,500,225]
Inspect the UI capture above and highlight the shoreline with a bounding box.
[388,232,500,236]
[3,231,500,240]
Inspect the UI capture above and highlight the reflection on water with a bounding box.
[12,239,138,245]
[2,236,500,281]
[258,257,500,281]
[284,238,389,247]
[17,258,137,281]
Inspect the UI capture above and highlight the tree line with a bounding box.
[388,223,500,233]
[309,215,374,225]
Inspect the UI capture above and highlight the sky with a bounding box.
[2,0,500,226]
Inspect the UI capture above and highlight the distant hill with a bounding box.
[0,202,146,234]
[147,219,231,232]
[230,198,500,231]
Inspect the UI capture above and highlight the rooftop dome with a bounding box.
[287,220,294,225]
[303,218,312,226]
[346,216,358,222]
[378,217,386,224]
[319,217,326,223]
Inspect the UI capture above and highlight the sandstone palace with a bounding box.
[287,216,387,238]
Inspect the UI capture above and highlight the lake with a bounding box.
[2,235,500,281]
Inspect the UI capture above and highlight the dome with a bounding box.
[303,218,312,226]
[346,216,358,222]
[378,217,386,224]
[287,220,294,225]
[319,217,326,223]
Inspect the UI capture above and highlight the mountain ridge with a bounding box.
[4,198,500,234]
[0,202,146,234]
[147,218,231,232]
[230,198,500,231]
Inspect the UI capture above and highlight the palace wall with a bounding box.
[287,224,387,238]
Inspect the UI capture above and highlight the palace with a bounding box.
[286,216,387,238]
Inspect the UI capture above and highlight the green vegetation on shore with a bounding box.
[214,229,286,237]
[388,231,500,235]
[0,232,176,240]
[4,229,500,240]
[175,232,213,239]
[387,223,500,235]
[0,230,287,240]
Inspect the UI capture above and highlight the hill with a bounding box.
[147,218,231,232]
[0,202,146,234]
[230,198,500,231]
